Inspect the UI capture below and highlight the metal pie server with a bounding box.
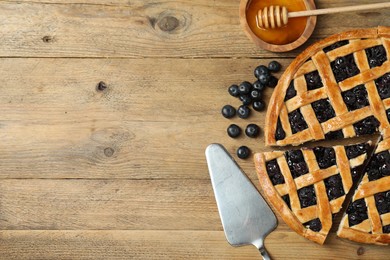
[205,144,277,260]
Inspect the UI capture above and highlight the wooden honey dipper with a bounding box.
[257,2,390,29]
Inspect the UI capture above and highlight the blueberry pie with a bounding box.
[254,142,371,244]
[265,27,390,146]
[337,138,390,245]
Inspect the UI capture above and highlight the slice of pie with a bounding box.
[264,26,390,146]
[254,142,371,244]
[337,138,390,245]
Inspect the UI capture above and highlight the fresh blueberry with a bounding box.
[250,90,261,100]
[228,84,240,97]
[253,100,265,111]
[221,105,236,118]
[268,61,281,72]
[254,65,269,78]
[245,124,260,138]
[253,80,266,92]
[239,95,252,105]
[238,81,252,95]
[227,124,241,138]
[259,74,271,85]
[268,76,278,88]
[237,146,250,159]
[237,105,250,119]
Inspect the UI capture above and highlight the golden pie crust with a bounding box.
[265,26,390,146]
[255,27,390,245]
[254,144,369,244]
[337,139,390,245]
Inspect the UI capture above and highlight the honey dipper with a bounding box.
[257,2,390,29]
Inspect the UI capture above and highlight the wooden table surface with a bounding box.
[0,0,389,259]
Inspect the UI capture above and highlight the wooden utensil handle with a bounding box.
[289,2,390,18]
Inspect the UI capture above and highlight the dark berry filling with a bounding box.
[341,85,369,111]
[325,130,344,140]
[311,98,336,123]
[331,54,360,83]
[347,198,368,226]
[313,147,336,169]
[285,81,297,101]
[375,73,390,100]
[323,40,349,53]
[324,174,345,201]
[386,109,390,123]
[266,159,285,185]
[365,45,387,68]
[285,150,309,179]
[383,224,390,233]
[374,191,390,215]
[367,151,390,181]
[282,194,291,210]
[288,109,308,134]
[351,168,361,182]
[275,118,286,141]
[345,142,370,159]
[298,185,317,208]
[305,71,323,90]
[304,218,322,232]
[353,116,379,136]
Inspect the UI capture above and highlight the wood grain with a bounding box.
[0,179,220,230]
[1,230,389,260]
[0,1,389,58]
[0,58,285,179]
[1,0,389,259]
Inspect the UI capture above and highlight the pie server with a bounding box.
[205,144,277,260]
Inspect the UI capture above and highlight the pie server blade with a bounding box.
[205,144,277,260]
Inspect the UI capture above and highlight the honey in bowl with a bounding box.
[246,0,308,45]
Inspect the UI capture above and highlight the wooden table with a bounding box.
[0,0,389,259]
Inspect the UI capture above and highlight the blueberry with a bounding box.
[383,225,390,234]
[343,91,356,106]
[311,99,336,123]
[298,185,317,208]
[228,84,240,97]
[237,105,250,119]
[227,124,241,138]
[353,116,379,135]
[253,80,266,92]
[238,81,252,95]
[268,76,278,88]
[259,74,271,85]
[239,95,252,105]
[268,61,282,72]
[288,109,308,134]
[365,45,387,68]
[287,150,304,163]
[237,146,250,159]
[275,118,286,141]
[290,161,308,178]
[285,81,297,101]
[266,159,285,185]
[245,124,260,138]
[323,40,349,53]
[305,71,323,90]
[380,162,390,176]
[253,100,265,111]
[254,65,269,78]
[345,143,368,159]
[347,198,368,226]
[250,90,261,100]
[304,218,322,232]
[221,105,236,118]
